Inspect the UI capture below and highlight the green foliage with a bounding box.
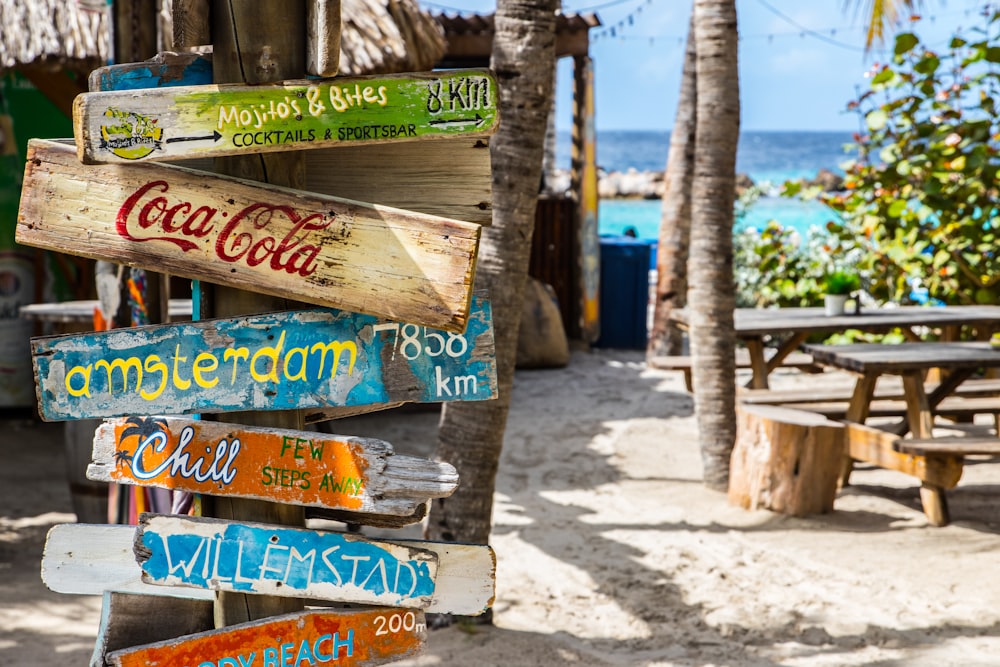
[733,220,864,308]
[823,16,1000,305]
[825,270,861,295]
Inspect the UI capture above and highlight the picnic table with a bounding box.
[802,341,1000,525]
[669,305,1000,389]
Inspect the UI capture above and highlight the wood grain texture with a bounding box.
[73,70,499,164]
[895,437,1000,456]
[305,140,493,226]
[135,514,439,608]
[108,607,425,667]
[89,52,214,92]
[308,0,342,77]
[171,0,211,48]
[89,417,458,518]
[91,592,214,667]
[729,404,845,516]
[673,305,1000,337]
[17,139,480,331]
[844,422,964,489]
[42,523,495,615]
[31,296,497,421]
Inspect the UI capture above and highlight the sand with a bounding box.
[5,348,1000,666]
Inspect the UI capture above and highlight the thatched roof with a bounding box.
[0,0,445,76]
[341,0,446,74]
[0,0,109,73]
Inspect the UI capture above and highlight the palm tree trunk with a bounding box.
[425,0,558,546]
[689,0,739,491]
[648,14,696,358]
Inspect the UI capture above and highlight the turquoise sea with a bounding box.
[557,130,854,240]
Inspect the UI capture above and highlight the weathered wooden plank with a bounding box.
[107,607,424,667]
[91,592,214,667]
[87,55,493,225]
[307,0,342,77]
[32,294,496,421]
[88,416,458,517]
[17,139,480,331]
[136,514,438,608]
[844,422,964,489]
[42,523,495,615]
[306,140,492,226]
[73,70,499,164]
[171,0,211,49]
[89,52,214,93]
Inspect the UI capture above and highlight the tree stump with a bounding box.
[729,404,846,516]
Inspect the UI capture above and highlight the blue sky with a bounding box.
[421,0,994,131]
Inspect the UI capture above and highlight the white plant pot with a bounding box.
[824,294,848,317]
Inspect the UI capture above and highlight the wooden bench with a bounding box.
[649,350,821,392]
[740,377,1000,406]
[776,396,1000,422]
[894,436,1000,457]
[843,424,1000,526]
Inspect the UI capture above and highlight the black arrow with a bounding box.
[428,114,486,128]
[166,130,223,144]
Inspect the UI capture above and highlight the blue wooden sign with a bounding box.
[136,514,438,608]
[31,294,496,421]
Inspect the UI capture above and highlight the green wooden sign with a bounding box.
[74,69,499,164]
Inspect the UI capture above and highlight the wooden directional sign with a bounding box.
[136,514,438,607]
[31,294,496,421]
[107,607,425,667]
[17,139,480,331]
[89,417,458,517]
[74,69,499,164]
[43,524,495,615]
[93,593,215,667]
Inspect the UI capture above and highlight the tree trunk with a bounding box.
[689,0,739,491]
[425,0,557,548]
[648,14,696,358]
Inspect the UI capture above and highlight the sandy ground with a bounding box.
[5,348,1000,666]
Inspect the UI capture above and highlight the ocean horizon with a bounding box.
[556,130,854,240]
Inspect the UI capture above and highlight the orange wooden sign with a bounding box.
[108,607,426,667]
[89,417,458,518]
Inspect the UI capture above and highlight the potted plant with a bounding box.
[824,270,860,316]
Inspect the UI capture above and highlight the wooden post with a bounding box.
[571,55,599,344]
[207,0,309,627]
[729,403,846,516]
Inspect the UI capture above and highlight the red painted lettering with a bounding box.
[117,182,334,277]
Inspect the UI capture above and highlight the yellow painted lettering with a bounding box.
[283,346,309,382]
[224,347,250,384]
[192,352,219,388]
[65,364,92,398]
[218,105,239,129]
[172,345,191,390]
[94,357,143,394]
[310,340,357,378]
[141,355,168,401]
[251,331,285,384]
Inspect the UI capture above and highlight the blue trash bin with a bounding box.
[596,236,656,349]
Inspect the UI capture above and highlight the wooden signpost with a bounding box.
[32,294,496,421]
[89,416,458,517]
[106,607,425,667]
[135,514,438,608]
[28,3,501,662]
[17,139,481,331]
[42,523,497,615]
[74,70,499,164]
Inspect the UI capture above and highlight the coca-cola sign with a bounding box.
[116,180,338,277]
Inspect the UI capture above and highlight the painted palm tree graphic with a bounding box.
[116,416,169,468]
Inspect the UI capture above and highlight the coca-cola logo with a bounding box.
[116,181,336,277]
